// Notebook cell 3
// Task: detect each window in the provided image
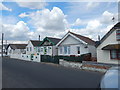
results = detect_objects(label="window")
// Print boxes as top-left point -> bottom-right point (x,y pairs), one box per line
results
64,46 -> 67,54
41,48 -> 43,52
68,46 -> 70,54
27,47 -> 29,51
116,30 -> 120,41
44,47 -> 47,54
47,47 -> 50,53
30,47 -> 32,51
60,47 -> 62,54
38,47 -> 40,52
77,47 -> 80,54
63,46 -> 70,54
110,50 -> 120,60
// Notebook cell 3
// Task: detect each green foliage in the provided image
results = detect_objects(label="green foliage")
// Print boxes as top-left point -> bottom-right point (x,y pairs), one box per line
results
41,53 -> 91,64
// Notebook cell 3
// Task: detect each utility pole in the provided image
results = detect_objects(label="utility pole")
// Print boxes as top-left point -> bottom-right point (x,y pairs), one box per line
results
1,33 -> 4,57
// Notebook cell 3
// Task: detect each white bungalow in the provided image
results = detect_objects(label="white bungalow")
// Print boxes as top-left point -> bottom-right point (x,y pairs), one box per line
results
56,31 -> 96,57
40,37 -> 61,56
7,44 -> 27,58
97,22 -> 120,64
26,40 -> 42,55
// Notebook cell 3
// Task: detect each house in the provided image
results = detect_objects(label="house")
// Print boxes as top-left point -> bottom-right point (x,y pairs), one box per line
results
40,37 -> 61,56
26,40 -> 42,55
56,31 -> 96,57
7,44 -> 27,58
97,22 -> 120,64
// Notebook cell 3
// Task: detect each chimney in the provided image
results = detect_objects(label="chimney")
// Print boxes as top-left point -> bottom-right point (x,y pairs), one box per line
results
98,35 -> 100,41
39,35 -> 40,41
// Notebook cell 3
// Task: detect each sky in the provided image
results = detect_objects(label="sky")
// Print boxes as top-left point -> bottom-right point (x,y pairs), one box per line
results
0,0 -> 119,44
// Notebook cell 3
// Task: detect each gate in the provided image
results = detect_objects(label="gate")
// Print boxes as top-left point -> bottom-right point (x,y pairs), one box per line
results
41,55 -> 59,64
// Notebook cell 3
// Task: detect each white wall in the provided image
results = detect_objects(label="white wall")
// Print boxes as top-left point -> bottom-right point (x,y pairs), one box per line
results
26,41 -> 41,55
26,41 -> 34,55
10,53 -> 22,59
97,29 -> 120,64
60,35 -> 81,45
40,46 -> 57,56
88,45 -> 97,57
58,44 -> 89,56
58,35 -> 92,56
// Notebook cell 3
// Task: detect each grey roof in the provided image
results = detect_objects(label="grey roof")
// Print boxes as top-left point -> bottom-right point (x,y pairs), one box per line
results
97,22 -> 120,47
40,37 -> 61,46
46,37 -> 61,45
9,44 -> 27,49
30,40 -> 42,47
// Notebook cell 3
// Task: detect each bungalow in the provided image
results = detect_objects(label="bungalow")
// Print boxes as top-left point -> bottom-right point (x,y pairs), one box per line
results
26,40 -> 42,55
97,22 -> 120,64
7,44 -> 27,58
40,37 -> 61,56
56,31 -> 96,57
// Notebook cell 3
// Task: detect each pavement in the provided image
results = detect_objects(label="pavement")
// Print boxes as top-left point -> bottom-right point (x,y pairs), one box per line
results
2,57 -> 104,88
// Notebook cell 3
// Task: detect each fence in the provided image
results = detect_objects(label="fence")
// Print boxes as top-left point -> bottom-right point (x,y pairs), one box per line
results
41,55 -> 59,64
41,53 -> 91,64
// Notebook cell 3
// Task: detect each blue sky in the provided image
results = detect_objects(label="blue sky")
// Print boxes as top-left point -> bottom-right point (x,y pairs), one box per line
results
0,1 -> 119,43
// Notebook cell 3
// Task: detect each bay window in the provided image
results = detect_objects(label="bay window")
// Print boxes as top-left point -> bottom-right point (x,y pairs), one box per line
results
110,50 -> 120,60
116,30 -> 120,41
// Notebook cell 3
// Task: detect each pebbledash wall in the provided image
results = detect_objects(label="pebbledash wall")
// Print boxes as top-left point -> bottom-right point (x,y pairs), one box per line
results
97,29 -> 120,64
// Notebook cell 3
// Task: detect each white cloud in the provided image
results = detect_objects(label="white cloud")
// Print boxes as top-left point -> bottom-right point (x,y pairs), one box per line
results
86,2 -> 99,10
0,3 -> 12,11
1,21 -> 34,41
72,18 -> 82,26
15,0 -> 47,9
100,11 -> 114,24
18,7 -> 118,41
2,16 -> 19,24
86,20 -> 101,29
19,7 -> 68,39
19,12 -> 29,18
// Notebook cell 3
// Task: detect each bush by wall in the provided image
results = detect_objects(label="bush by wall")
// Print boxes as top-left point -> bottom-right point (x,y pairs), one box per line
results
41,53 -> 91,64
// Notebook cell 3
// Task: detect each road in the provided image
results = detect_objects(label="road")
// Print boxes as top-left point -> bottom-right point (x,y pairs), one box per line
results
2,57 -> 104,88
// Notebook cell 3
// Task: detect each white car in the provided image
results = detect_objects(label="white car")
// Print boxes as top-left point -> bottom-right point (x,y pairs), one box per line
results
100,66 -> 120,89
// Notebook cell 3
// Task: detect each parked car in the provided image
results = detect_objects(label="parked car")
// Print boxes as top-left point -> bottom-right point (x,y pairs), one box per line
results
100,66 -> 120,89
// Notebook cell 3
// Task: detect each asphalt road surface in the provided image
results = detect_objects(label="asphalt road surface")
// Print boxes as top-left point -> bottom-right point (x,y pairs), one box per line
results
2,57 -> 104,88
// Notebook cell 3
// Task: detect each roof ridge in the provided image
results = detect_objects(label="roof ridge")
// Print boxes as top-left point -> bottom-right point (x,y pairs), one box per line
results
46,36 -> 61,40
69,31 -> 95,42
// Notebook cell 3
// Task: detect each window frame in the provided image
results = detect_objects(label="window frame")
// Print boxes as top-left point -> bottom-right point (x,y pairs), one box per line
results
77,46 -> 80,54
116,30 -> 120,41
59,46 -> 62,54
110,50 -> 120,60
